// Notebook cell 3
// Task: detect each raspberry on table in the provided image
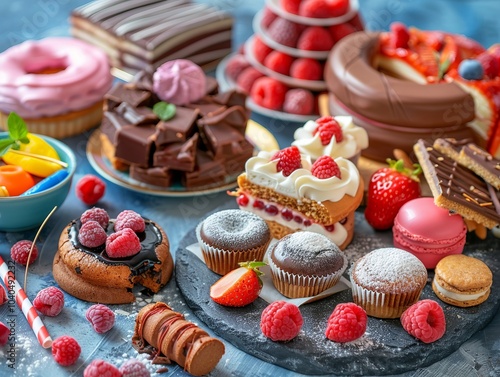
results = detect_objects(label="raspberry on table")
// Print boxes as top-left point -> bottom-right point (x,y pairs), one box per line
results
263,50 -> 294,75
312,156 -> 342,179
80,207 -> 110,229
400,299 -> 446,343
314,116 -> 344,144
86,304 -> 115,333
283,88 -> 315,115
84,359 -> 121,377
52,335 -> 81,366
106,228 -> 142,258
119,359 -> 151,377
325,302 -> 367,343
33,286 -> 65,317
236,66 -> 264,94
290,58 -> 323,81
250,77 -> 287,111
76,174 -> 106,205
252,36 -> 273,64
261,301 -> 303,341
10,240 -> 38,266
78,220 -> 108,248
272,146 -> 302,177
297,26 -> 334,51
0,322 -> 9,346
267,17 -> 302,48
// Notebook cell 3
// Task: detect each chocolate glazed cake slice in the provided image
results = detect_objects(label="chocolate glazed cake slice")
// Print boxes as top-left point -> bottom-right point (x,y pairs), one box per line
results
414,139 -> 500,230
70,0 -> 233,74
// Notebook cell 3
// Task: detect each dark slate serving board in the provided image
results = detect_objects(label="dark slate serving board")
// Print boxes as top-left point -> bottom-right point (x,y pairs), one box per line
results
175,207 -> 500,376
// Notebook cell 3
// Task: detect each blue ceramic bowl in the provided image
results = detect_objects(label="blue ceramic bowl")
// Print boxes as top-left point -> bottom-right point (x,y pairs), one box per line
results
0,133 -> 76,232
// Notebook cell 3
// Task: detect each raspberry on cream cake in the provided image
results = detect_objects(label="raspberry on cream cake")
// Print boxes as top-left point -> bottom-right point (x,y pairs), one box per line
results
234,146 -> 363,249
292,115 -> 368,163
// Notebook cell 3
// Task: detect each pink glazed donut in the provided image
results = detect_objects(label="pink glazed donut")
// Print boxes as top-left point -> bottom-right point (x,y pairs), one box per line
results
0,37 -> 112,138
393,197 -> 467,269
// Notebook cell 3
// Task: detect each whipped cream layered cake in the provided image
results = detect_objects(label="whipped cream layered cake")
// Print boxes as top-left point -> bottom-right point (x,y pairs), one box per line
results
71,0 -> 233,74
99,60 -> 253,190
325,22 -> 500,161
234,145 -> 364,249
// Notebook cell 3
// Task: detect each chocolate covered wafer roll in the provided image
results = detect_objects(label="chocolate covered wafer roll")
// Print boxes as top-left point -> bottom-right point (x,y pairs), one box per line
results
132,302 -> 225,376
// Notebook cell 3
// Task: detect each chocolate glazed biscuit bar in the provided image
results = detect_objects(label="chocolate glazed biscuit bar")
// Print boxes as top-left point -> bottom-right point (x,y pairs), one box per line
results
70,0 -> 233,74
414,139 -> 500,230
433,138 -> 500,190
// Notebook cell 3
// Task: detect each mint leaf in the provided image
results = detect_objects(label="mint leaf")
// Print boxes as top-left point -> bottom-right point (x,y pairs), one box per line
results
7,112 -> 28,142
0,139 -> 14,155
0,112 -> 29,156
153,102 -> 176,121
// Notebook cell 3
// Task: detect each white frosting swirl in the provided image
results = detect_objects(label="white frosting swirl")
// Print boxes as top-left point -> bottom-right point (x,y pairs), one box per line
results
245,151 -> 360,203
292,116 -> 368,160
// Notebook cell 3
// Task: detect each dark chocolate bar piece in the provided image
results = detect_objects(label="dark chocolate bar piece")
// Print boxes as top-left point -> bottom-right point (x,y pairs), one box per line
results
130,165 -> 173,188
115,125 -> 157,167
154,107 -> 199,146
153,134 -> 198,172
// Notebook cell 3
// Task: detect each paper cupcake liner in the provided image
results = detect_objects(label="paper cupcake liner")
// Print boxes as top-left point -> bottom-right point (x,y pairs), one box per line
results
195,224 -> 270,275
268,254 -> 347,299
0,101 -> 103,139
350,274 -> 424,318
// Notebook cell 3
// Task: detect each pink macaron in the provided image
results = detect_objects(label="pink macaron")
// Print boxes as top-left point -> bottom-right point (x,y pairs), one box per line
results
393,197 -> 467,269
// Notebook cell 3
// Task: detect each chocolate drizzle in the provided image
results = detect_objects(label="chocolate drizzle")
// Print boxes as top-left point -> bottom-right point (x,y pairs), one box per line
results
415,139 -> 500,225
68,218 -> 162,274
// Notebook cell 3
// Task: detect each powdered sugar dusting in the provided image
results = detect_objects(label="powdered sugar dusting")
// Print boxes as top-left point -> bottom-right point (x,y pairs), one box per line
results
272,232 -> 346,275
352,248 -> 427,292
201,209 -> 270,250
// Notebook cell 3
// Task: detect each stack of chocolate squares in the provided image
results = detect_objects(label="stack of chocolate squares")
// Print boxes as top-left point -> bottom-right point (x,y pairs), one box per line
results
99,73 -> 254,190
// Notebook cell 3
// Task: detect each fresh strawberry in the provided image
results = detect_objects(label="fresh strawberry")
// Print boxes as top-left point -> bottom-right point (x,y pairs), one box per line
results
389,22 -> 410,49
364,159 -> 422,230
209,261 -> 266,307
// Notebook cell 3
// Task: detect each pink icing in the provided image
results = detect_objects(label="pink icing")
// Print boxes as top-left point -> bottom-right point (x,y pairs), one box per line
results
0,37 -> 112,118
392,197 -> 467,268
153,59 -> 207,105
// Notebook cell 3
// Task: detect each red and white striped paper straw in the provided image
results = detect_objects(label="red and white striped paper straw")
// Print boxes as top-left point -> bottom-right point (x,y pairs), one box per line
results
0,256 -> 52,348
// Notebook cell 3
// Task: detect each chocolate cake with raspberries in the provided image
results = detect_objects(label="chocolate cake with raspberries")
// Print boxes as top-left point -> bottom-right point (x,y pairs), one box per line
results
99,59 -> 253,190
53,207 -> 173,304
220,0 -> 363,116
